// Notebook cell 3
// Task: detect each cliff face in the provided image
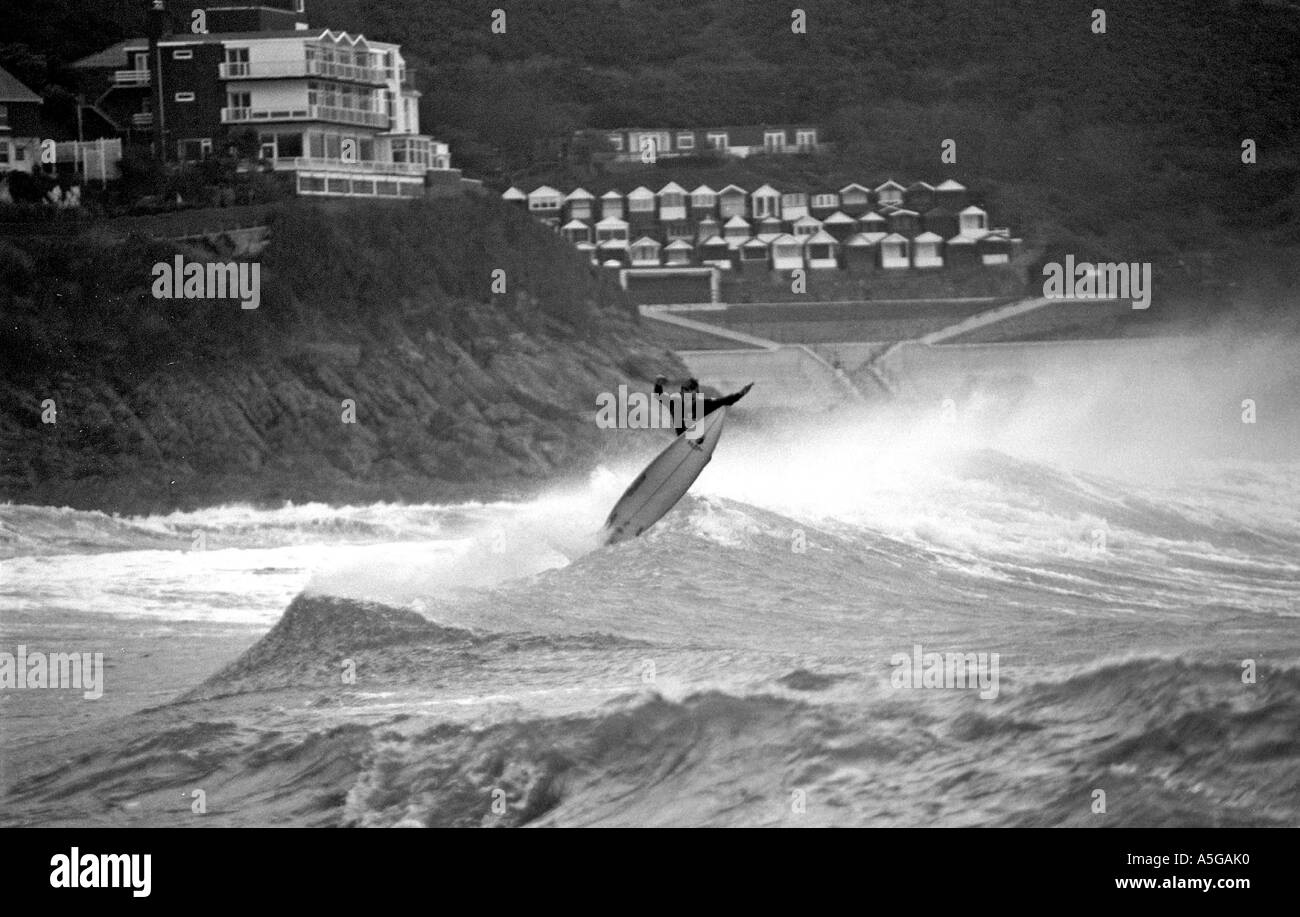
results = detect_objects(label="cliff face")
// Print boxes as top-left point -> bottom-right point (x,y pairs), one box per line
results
0,198 -> 682,514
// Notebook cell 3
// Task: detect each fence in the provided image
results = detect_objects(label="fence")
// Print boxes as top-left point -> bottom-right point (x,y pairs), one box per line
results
54,139 -> 123,181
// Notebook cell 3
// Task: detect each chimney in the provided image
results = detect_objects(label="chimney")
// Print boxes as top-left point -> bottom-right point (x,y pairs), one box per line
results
145,0 -> 171,41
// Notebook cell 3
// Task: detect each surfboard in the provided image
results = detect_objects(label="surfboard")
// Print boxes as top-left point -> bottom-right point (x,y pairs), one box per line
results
600,407 -> 728,546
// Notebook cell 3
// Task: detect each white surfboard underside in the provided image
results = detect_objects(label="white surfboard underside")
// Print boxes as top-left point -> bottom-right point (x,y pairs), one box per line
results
600,407 -> 728,546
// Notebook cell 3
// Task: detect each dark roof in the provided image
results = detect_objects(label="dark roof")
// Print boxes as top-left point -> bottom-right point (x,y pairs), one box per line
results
70,39 -> 148,70
0,65 -> 42,103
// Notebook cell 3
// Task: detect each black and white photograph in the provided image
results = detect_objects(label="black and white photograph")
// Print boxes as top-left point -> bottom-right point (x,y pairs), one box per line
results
0,0 -> 1296,872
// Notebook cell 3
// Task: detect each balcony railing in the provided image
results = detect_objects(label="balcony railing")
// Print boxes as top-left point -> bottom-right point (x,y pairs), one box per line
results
131,112 -> 154,128
221,105 -> 390,128
113,69 -> 151,86
278,157 -> 428,175
219,59 -> 388,84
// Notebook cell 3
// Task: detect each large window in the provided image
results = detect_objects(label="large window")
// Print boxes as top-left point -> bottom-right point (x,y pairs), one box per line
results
707,132 -> 728,151
224,47 -> 250,77
392,137 -> 431,166
764,131 -> 785,152
796,130 -> 816,150
676,133 -> 694,150
278,133 -> 303,158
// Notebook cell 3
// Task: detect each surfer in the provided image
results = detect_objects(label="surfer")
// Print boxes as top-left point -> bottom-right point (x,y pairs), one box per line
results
653,376 -> 753,436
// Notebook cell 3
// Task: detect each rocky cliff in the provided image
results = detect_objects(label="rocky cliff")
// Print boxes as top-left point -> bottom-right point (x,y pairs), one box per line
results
0,197 -> 683,514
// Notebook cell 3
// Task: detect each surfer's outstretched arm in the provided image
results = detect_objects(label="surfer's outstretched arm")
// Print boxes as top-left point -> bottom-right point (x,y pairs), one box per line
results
702,382 -> 754,416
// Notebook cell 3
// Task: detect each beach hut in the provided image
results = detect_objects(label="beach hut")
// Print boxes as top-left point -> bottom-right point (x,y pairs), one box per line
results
888,208 -> 921,237
978,231 -> 1012,265
629,236 -> 663,267
791,214 -> 823,240
769,234 -> 804,272
822,211 -> 858,242
689,185 -> 718,221
810,192 -> 841,220
959,205 -> 989,237
804,229 -> 840,269
751,184 -> 781,220
842,233 -> 879,272
780,190 -> 810,221
858,212 -> 888,235
596,241 -> 628,266
945,234 -> 980,268
874,179 -> 905,206
923,206 -> 959,240
758,216 -> 784,239
695,216 -> 721,244
664,239 -> 694,265
699,235 -> 734,268
601,189 -> 624,220
912,231 -> 944,268
527,185 -> 562,223
879,232 -> 911,269
723,215 -> 752,249
626,186 -> 657,234
561,219 -> 592,245
718,184 -> 748,218
564,187 -> 595,222
502,186 -> 527,208
904,181 -> 935,213
838,183 -> 873,216
594,216 -> 629,246
934,179 -> 968,209
657,182 -> 687,222
738,237 -> 771,273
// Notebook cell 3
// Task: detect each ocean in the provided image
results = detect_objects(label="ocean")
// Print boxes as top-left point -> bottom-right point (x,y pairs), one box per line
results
1,379 -> 1298,827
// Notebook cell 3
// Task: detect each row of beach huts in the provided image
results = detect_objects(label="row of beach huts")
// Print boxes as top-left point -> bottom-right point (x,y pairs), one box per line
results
502,179 -> 1022,272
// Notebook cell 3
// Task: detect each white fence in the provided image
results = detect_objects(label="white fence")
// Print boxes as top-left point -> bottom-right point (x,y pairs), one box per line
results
55,139 -> 123,181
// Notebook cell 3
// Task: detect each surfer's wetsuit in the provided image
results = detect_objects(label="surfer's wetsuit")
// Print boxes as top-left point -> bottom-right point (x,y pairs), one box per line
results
653,379 -> 754,436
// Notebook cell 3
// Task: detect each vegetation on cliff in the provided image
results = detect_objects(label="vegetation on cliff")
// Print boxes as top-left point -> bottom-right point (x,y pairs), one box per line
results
0,196 -> 680,512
